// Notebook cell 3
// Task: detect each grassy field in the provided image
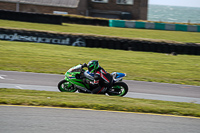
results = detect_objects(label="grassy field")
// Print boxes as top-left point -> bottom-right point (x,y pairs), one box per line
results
1,88 -> 200,117
0,19 -> 199,116
0,19 -> 200,43
0,40 -> 200,86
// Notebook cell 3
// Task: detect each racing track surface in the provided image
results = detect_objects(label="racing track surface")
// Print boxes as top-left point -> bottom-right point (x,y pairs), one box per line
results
1,71 -> 200,133
1,106 -> 200,133
0,70 -> 200,103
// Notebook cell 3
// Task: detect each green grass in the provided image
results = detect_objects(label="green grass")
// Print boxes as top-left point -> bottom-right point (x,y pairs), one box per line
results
0,40 -> 200,86
1,88 -> 200,117
0,19 -> 200,43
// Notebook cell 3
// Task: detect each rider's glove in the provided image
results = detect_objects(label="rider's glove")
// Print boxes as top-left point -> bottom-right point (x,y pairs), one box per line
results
81,63 -> 87,68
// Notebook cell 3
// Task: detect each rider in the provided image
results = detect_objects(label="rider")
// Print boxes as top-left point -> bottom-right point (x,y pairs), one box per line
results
82,60 -> 113,94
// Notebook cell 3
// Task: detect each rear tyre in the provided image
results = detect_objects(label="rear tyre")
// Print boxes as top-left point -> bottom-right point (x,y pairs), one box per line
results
58,80 -> 77,92
107,82 -> 128,97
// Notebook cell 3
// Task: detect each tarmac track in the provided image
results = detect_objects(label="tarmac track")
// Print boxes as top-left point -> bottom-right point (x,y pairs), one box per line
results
0,70 -> 200,103
0,105 -> 200,133
1,70 -> 200,133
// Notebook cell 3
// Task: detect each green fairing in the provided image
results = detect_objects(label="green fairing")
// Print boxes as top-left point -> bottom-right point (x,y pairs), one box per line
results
65,69 -> 89,89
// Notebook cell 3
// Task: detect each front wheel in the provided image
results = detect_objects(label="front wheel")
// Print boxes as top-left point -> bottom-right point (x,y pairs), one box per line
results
107,82 -> 128,97
58,80 -> 77,92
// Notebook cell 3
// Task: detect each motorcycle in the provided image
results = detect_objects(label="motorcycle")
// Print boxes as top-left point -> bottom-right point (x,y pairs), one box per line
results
58,64 -> 128,96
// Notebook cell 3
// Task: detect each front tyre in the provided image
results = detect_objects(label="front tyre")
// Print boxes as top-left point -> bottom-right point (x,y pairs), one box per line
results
58,80 -> 77,92
107,82 -> 128,97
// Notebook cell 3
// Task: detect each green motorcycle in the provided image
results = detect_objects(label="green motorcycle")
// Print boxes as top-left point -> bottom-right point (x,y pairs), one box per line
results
58,64 -> 128,96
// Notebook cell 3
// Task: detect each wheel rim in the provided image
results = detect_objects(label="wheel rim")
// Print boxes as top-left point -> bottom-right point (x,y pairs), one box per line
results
110,85 -> 126,96
60,82 -> 76,92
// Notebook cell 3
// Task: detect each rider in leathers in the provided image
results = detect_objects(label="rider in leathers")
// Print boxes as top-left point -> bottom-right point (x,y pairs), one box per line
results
82,60 -> 113,94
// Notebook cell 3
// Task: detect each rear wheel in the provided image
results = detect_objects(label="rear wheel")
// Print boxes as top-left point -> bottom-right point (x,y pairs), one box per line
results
107,82 -> 128,97
58,80 -> 77,92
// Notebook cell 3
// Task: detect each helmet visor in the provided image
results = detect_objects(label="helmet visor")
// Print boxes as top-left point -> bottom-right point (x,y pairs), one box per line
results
88,66 -> 94,72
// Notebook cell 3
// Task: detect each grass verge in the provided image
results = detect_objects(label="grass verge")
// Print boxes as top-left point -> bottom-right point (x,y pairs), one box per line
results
0,88 -> 200,117
0,19 -> 200,43
0,40 -> 200,86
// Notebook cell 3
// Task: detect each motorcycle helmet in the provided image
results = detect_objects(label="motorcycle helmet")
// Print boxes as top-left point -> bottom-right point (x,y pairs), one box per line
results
88,60 -> 99,73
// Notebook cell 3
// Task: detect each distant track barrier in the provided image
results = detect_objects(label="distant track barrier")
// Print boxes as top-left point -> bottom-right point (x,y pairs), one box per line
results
62,16 -> 109,26
110,20 -> 200,32
0,10 -> 62,25
0,28 -> 86,47
1,9 -> 199,32
0,28 -> 199,55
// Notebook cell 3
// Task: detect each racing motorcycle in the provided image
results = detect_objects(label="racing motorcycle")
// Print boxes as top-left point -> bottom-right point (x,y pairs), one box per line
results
58,64 -> 128,96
